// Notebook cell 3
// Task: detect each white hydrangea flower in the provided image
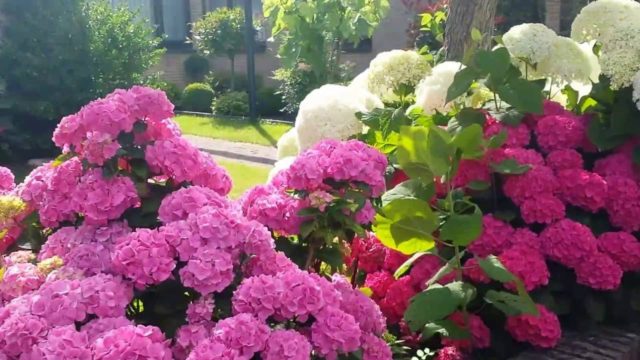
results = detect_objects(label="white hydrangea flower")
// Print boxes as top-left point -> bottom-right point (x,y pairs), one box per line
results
414,61 -> 465,115
367,50 -> 431,101
599,24 -> 640,89
276,128 -> 299,160
349,69 -> 371,92
571,0 -> 640,42
632,71 -> 640,111
503,23 -> 557,65
294,84 -> 383,150
268,157 -> 295,182
536,37 -> 597,84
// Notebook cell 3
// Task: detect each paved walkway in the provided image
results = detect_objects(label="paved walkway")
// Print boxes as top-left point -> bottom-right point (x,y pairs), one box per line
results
184,135 -> 277,166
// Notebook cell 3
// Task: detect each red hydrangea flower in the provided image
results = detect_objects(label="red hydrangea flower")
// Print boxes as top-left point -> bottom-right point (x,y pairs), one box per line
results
364,271 -> 395,299
441,312 -> 491,350
503,166 -> 558,205
534,114 -> 585,153
556,169 -> 607,212
545,149 -> 583,172
574,252 -> 623,290
378,276 -> 417,324
468,215 -> 514,257
500,246 -> 550,291
598,232 -> 640,271
505,304 -> 561,348
540,219 -> 598,268
520,194 -> 565,224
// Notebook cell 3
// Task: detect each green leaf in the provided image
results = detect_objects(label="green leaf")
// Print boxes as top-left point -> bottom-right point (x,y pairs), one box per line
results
316,246 -> 344,269
477,255 -> 515,283
382,179 -> 435,206
446,67 -> 479,103
404,285 -> 461,331
425,250 -> 464,288
423,319 -> 470,340
394,252 -> 428,279
299,220 -> 317,238
451,124 -> 484,158
427,126 -> 455,176
490,158 -> 531,175
587,118 -> 627,151
467,180 -> 491,191
474,48 -> 511,86
397,125 -> 454,178
484,290 -> 539,316
495,109 -> 525,126
452,108 -> 487,128
496,78 -> 544,114
487,129 -> 507,149
374,198 -> 438,255
440,207 -> 483,246
470,27 -> 482,42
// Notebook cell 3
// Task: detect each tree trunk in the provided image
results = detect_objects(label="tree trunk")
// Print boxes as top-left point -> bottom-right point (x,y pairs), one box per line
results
545,0 -> 562,33
230,56 -> 235,91
445,0 -> 498,61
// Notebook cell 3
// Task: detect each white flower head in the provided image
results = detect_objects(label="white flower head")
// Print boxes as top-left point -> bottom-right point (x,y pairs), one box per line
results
268,156 -> 295,182
349,69 -> 371,92
503,23 -> 557,65
414,61 -> 465,115
536,37 -> 598,84
294,84 -> 382,150
632,71 -> 640,111
571,0 -> 640,42
599,23 -> 640,89
276,128 -> 299,160
366,50 -> 431,101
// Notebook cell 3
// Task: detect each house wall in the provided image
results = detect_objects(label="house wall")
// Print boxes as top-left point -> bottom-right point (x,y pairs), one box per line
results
154,0 -> 413,88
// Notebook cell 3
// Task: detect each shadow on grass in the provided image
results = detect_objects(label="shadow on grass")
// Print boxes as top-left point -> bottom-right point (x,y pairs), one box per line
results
197,117 -> 279,147
250,123 -> 278,146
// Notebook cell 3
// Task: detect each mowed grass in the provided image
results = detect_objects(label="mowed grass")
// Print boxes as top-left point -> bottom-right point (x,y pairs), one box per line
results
216,158 -> 271,198
176,115 -> 292,147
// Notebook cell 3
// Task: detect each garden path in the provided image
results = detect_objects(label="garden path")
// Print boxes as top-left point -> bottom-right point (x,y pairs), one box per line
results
184,134 -> 277,166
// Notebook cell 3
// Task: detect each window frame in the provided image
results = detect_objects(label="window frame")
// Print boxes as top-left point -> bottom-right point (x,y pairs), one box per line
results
152,0 -> 193,51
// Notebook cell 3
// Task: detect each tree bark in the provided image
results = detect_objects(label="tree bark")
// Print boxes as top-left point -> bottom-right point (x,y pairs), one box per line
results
545,0 -> 562,33
445,0 -> 498,61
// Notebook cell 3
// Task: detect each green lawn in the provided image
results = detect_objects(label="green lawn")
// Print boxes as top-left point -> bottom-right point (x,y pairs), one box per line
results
176,115 -> 293,147
217,159 -> 271,198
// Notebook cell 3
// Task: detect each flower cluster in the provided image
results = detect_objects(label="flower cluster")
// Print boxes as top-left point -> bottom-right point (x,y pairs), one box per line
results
414,61 -> 465,115
363,50 -> 432,101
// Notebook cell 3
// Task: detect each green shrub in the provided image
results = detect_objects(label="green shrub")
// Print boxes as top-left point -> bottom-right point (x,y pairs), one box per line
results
212,91 -> 249,116
184,54 -> 211,82
256,87 -> 284,116
211,72 -> 264,93
182,83 -> 215,112
273,67 -> 319,113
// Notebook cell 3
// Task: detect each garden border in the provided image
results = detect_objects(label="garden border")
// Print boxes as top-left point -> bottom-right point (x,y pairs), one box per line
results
175,111 -> 294,125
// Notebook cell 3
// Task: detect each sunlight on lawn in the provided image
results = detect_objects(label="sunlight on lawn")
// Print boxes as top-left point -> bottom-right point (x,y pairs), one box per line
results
176,115 -> 292,147
216,158 -> 271,198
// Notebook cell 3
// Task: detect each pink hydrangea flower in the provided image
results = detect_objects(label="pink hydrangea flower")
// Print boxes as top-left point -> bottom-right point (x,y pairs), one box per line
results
593,152 -> 636,180
30,279 -> 88,326
361,333 -> 393,360
332,275 -> 386,335
240,184 -> 306,236
311,307 -> 362,358
0,166 -> 15,192
540,219 -> 598,268
211,314 -> 270,358
159,186 -> 229,223
488,147 -> 545,168
136,118 -> 182,144
520,194 -> 565,224
3,250 -> 35,266
92,325 -> 173,360
463,258 -> 490,284
364,271 -> 396,299
279,270 -> 329,320
379,276 -> 417,324
0,314 -> 49,357
232,274 -> 285,321
180,249 -> 235,295
65,242 -> 114,275
436,346 -> 467,360
0,263 -> 44,301
347,232 -> 386,273
500,246 -> 550,291
29,325 -> 91,359
484,120 -> 531,148
190,154 -> 233,195
127,85 -> 175,123
453,159 -> 490,189
186,339 -> 242,360
112,228 -> 176,288
598,232 -> 640,271
383,248 -> 410,272
242,250 -> 298,277
468,215 -> 514,257
545,149 -> 583,172
409,254 -> 449,290
355,200 -> 376,224
606,176 -> 640,231
556,169 -> 607,212
574,252 -> 623,290
187,296 -> 215,324
502,166 -> 557,205
442,312 -> 491,349
508,228 -> 541,251
145,137 -> 203,183
173,324 -> 212,360
534,114 -> 585,152
186,205 -> 247,252
81,317 -> 133,342
80,274 -> 133,318
262,329 -> 313,360
74,169 -> 139,225
505,304 -> 561,348
82,131 -> 121,165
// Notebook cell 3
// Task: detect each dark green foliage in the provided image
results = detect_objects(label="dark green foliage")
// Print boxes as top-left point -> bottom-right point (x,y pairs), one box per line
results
181,83 -> 215,113
183,54 -> 211,82
273,67 -> 320,114
208,71 -> 264,94
212,91 -> 249,116
256,87 -> 284,116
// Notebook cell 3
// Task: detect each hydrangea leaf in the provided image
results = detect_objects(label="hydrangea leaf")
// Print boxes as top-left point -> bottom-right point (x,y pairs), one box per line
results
446,67 -> 480,103
422,319 -> 470,340
405,282 -> 475,332
496,77 -> 544,114
490,158 -> 531,175
477,255 -> 515,283
374,198 -> 438,255
393,251 -> 428,279
484,290 -> 539,316
440,207 -> 483,246
381,179 -> 435,207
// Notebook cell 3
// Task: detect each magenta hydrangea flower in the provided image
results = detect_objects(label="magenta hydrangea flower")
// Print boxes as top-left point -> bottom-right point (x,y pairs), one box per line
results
279,270 -> 329,321
355,200 -> 377,224
239,220 -> 275,258
190,154 -> 233,196
598,232 -> 640,271
379,276 -> 417,324
186,339 -> 242,360
30,279 -> 88,326
502,166 -> 557,205
111,228 -> 176,288
73,169 -> 139,225
29,325 -> 91,359
606,176 -> 640,231
593,152 -> 636,180
240,184 -> 306,236
80,274 -> 133,318
463,258 -> 490,284
81,317 -> 133,342
574,252 -> 623,290
505,304 -> 561,348
83,131 -> 121,165
347,232 -> 386,273
0,263 -> 44,301
508,228 -> 541,251
383,248 -> 409,272
211,314 -> 270,358
540,219 -> 598,268
556,169 -> 607,212
332,275 -> 386,335
534,114 -> 585,152
484,120 -> 531,148
0,166 -> 15,192
364,271 -> 395,299
65,242 -> 114,275
409,254 -> 447,290
145,137 -> 204,184
186,296 -> 215,324
232,274 -> 284,320
453,159 -> 490,189
126,85 -> 175,123
468,215 -> 514,257
436,346 -> 466,360
173,323 -> 212,360
545,149 -> 583,172
262,329 -> 313,360
500,246 -> 550,291
361,333 -> 393,360
159,186 -> 229,223
520,194 -> 565,224
186,205 -> 247,253
0,313 -> 49,357
136,118 -> 182,144
311,307 -> 362,358
179,249 -> 234,295
488,147 -> 545,168
242,250 -> 298,277
442,312 -> 490,350
92,325 -> 173,360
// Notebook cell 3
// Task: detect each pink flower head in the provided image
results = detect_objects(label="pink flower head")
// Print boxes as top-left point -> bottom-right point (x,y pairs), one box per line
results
355,200 -> 376,224
187,205 -> 247,252
112,228 -> 176,288
243,250 -> 298,277
436,346 -> 467,360
232,274 -> 285,320
186,339 -> 242,360
488,148 -> 545,168
520,194 -> 565,224
505,304 -> 561,348
74,169 -> 139,225
409,254 -> 450,290
81,317 -> 133,342
606,176 -> 640,231
556,169 -> 607,212
361,333 -> 393,360
332,275 -> 386,335
179,249 -> 235,295
239,220 -> 275,258
453,159 -> 490,189
468,215 -> 514,257
187,296 -> 215,324
326,140 -> 388,197
3,250 -> 35,266
80,274 -> 133,318
127,85 -> 175,123
598,232 -> 640,271
540,219 -> 598,268
484,120 -> 531,148
442,312 -> 490,350
80,96 -> 136,138
508,228 -> 541,251
145,137 -> 202,183
136,118 -> 182,144
191,153 -> 233,195
311,307 -> 362,358
364,271 -> 395,299
279,270 -> 329,320
0,166 -> 15,192
211,314 -> 270,358
92,325 -> 172,360
500,246 -> 550,291
30,325 -> 91,359
262,329 -> 313,360
30,279 -> 87,326
463,258 -> 490,284
534,114 -> 585,152
383,248 -> 410,272
159,186 -> 230,223
347,232 -> 386,273
173,323 -> 212,360
240,184 -> 306,236
594,152 -> 636,180
82,131 -> 121,165
0,314 -> 49,357
308,190 -> 334,211
574,252 -> 623,290
545,149 -> 583,172
0,263 -> 44,301
502,166 -> 557,205
379,276 -> 417,324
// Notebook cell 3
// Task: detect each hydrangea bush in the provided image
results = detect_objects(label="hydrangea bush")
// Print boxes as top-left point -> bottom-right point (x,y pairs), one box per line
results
0,86 -> 392,359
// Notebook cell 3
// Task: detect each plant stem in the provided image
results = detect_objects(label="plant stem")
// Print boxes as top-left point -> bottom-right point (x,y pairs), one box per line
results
305,243 -> 317,270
